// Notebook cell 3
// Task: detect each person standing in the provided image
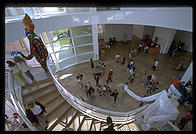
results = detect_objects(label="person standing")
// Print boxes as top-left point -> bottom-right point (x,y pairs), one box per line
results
13,56 -> 35,82
107,71 -> 112,83
95,75 -> 99,87
122,57 -> 126,65
17,14 -> 48,72
90,58 -> 94,69
110,89 -> 119,104
178,111 -> 192,130
127,61 -> 131,72
6,60 -> 28,85
115,53 -> 120,63
152,58 -> 158,71
138,42 -> 143,52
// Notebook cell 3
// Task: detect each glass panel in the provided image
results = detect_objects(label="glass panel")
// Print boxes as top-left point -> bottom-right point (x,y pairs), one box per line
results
73,36 -> 92,46
97,7 -> 120,11
75,45 -> 93,55
67,8 -> 90,13
49,28 -> 70,42
40,7 -> 65,15
5,7 -> 25,22
48,28 -> 72,52
56,48 -> 75,61
59,57 -> 77,69
77,53 -> 94,63
71,25 -> 92,37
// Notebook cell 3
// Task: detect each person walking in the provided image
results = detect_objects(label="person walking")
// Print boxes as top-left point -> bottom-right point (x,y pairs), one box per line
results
151,58 -> 159,71
6,60 -> 28,85
13,56 -> 35,82
128,69 -> 135,83
25,101 -> 49,130
107,71 -> 112,83
95,75 -> 99,87
122,57 -> 126,65
115,53 -> 120,63
110,89 -> 119,104
127,62 -> 131,72
90,58 -> 94,69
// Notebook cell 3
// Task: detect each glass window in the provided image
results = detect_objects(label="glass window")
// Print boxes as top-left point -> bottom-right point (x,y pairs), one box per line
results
49,28 -> 71,42
5,7 -> 25,21
71,25 -> 92,37
77,53 -> 94,63
67,8 -> 90,13
73,36 -> 92,46
97,7 -> 120,11
75,45 -> 93,55
40,7 -> 65,16
56,48 -> 75,62
59,57 -> 77,69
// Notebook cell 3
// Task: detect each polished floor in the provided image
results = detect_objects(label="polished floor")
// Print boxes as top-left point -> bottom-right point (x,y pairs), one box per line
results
56,42 -> 192,130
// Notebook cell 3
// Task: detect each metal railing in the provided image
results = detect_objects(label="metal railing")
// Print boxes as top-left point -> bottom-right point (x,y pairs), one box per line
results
47,53 -> 148,124
7,72 -> 39,131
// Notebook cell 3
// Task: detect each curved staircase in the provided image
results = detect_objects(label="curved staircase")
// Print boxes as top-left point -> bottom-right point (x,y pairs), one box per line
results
21,75 -> 141,131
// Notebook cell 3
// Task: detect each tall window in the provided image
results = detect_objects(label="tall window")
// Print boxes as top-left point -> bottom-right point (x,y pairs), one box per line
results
96,7 -> 120,11
45,25 -> 94,70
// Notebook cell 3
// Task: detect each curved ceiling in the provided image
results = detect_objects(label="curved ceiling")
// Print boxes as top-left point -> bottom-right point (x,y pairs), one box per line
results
5,7 -> 192,44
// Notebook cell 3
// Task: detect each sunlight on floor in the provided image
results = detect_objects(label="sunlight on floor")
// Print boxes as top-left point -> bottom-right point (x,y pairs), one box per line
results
59,74 -> 73,80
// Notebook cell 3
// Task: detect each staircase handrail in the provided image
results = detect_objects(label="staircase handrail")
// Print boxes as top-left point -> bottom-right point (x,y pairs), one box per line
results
47,54 -> 148,124
7,71 -> 39,131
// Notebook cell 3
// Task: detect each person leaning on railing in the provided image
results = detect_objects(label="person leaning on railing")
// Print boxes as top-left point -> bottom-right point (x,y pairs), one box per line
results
103,117 -> 115,131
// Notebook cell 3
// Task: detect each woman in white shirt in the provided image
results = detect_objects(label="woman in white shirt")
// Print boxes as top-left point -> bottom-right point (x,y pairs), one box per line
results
6,60 -> 27,84
13,56 -> 35,82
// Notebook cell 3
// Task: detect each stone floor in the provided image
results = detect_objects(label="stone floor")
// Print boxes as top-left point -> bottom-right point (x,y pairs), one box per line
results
56,42 -> 192,130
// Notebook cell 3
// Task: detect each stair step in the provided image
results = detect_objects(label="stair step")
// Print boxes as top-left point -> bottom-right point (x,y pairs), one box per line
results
47,101 -> 73,129
22,78 -> 52,89
23,86 -> 56,104
45,97 -> 65,117
48,106 -> 72,131
35,90 -> 60,106
23,83 -> 55,98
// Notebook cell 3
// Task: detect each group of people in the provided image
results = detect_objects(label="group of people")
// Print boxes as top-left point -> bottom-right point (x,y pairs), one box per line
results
77,65 -> 119,103
5,113 -> 27,131
138,42 -> 149,54
127,60 -> 136,83
25,101 -> 49,130
6,56 -> 35,85
168,40 -> 185,58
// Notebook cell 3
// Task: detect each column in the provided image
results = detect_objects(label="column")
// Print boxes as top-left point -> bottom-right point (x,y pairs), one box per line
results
92,24 -> 99,60
133,25 -> 144,39
181,62 -> 192,83
152,27 -> 176,54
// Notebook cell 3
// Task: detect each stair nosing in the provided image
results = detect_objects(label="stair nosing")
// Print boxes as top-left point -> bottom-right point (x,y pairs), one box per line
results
23,83 -> 55,98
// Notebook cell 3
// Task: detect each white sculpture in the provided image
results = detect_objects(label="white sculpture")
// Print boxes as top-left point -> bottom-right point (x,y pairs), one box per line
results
122,84 -> 182,130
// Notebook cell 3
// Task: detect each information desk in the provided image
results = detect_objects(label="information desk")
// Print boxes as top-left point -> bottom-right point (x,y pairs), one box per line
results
148,47 -> 160,54
91,67 -> 103,77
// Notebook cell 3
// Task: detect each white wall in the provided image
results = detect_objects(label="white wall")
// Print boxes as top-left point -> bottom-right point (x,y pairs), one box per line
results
143,26 -> 155,40
152,27 -> 176,54
104,24 -> 133,42
5,8 -> 192,44
91,24 -> 99,60
173,30 -> 192,53
133,25 -> 144,39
